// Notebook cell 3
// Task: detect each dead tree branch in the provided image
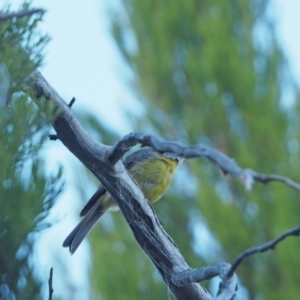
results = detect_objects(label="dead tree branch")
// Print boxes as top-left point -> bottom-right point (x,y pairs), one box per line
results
171,263 -> 231,286
171,263 -> 238,300
30,70 -> 300,300
48,267 -> 54,300
31,70 -> 210,300
0,8 -> 45,21
227,225 -> 300,278
171,225 -> 300,298
110,132 -> 300,192
213,225 -> 300,298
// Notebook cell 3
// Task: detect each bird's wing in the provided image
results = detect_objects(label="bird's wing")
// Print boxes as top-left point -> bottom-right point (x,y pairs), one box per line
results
123,147 -> 156,169
80,185 -> 106,216
79,147 -> 156,216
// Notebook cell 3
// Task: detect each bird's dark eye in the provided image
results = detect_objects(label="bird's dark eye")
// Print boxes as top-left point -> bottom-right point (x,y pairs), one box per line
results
163,152 -> 182,163
170,156 -> 181,163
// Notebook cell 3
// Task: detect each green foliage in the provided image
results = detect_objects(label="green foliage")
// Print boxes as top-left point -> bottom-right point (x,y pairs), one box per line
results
0,3 -> 63,299
0,2 -> 49,98
80,0 -> 300,299
0,98 -> 64,299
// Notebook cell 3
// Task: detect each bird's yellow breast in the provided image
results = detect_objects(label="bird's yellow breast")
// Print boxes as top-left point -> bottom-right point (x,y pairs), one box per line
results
129,156 -> 179,203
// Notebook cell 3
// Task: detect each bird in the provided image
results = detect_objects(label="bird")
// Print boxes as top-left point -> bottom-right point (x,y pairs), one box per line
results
63,147 -> 184,254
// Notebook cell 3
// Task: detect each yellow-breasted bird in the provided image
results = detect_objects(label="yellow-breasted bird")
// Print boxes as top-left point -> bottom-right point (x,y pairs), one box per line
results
63,147 -> 184,254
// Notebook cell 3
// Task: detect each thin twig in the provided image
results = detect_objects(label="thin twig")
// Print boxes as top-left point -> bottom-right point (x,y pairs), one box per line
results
68,97 -> 76,108
49,134 -> 58,140
0,8 -> 45,21
227,225 -> 300,277
48,267 -> 54,300
251,171 -> 300,191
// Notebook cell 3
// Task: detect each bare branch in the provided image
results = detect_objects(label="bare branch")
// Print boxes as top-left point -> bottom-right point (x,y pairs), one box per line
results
68,97 -> 76,108
109,132 -> 243,178
0,8 -> 46,21
171,263 -> 238,300
109,132 -> 300,193
48,267 -> 54,300
171,262 -> 231,286
30,71 -> 300,300
31,71 -> 210,300
250,171 -> 300,191
227,225 -> 300,277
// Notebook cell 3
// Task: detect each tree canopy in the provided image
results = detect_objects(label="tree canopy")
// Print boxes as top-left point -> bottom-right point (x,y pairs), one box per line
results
2,1 -> 300,299
0,4 -> 63,299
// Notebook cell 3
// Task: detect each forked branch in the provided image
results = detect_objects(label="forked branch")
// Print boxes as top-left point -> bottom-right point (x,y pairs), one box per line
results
110,132 -> 300,192
31,70 -> 210,300
30,71 -> 300,300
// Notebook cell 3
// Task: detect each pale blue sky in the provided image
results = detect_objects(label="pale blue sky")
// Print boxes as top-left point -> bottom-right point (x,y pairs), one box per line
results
7,0 -> 300,129
5,0 -> 300,299
275,0 -> 300,86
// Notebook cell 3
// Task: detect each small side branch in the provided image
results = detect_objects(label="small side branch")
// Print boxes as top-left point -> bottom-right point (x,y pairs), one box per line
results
68,97 -> 76,108
250,172 -> 300,192
0,8 -> 45,21
227,225 -> 300,277
49,134 -> 59,140
109,132 -> 245,179
109,132 -> 300,193
171,263 -> 232,286
48,267 -> 54,300
171,263 -> 238,300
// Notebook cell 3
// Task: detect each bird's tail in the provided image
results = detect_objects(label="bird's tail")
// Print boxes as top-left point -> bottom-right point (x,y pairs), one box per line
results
63,202 -> 106,254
